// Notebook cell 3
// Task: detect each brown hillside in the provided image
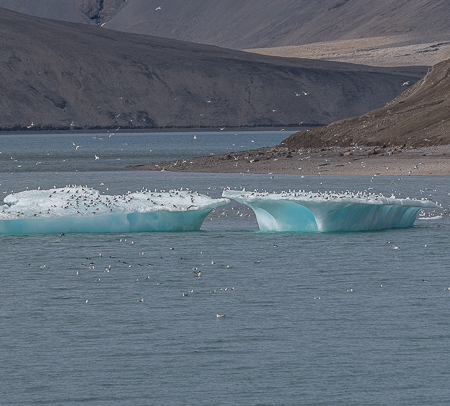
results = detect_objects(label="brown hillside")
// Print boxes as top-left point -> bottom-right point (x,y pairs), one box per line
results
283,59 -> 450,149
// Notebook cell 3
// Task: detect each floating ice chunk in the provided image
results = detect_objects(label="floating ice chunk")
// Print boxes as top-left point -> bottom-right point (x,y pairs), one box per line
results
223,189 -> 439,233
416,215 -> 443,221
0,187 -> 229,235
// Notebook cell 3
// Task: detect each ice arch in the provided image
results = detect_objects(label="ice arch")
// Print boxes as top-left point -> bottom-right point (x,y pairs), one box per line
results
223,189 -> 439,233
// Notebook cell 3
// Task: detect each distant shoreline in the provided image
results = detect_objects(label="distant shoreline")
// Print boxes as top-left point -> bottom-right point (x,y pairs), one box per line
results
130,144 -> 450,177
0,125 -> 317,136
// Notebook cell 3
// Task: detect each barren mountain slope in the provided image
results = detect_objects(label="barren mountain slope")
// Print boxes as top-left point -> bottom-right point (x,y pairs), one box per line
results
1,0 -> 449,50
103,0 -> 450,49
282,58 -> 450,149
0,8 -> 426,132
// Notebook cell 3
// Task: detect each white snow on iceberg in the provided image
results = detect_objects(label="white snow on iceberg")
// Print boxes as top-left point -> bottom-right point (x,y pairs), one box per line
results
0,187 -> 229,235
223,189 -> 439,233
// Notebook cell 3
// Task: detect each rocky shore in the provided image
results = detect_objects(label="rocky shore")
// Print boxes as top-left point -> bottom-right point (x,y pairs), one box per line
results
130,144 -> 450,176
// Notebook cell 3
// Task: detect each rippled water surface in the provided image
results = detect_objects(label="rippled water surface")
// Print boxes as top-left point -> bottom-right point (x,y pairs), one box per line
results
1,132 -> 449,405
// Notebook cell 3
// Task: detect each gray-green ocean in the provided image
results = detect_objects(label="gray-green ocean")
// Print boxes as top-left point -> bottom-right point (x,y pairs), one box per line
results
1,132 -> 449,405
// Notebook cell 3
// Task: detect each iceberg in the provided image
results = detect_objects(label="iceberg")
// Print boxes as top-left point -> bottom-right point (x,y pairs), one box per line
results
223,189 -> 439,233
0,187 -> 229,235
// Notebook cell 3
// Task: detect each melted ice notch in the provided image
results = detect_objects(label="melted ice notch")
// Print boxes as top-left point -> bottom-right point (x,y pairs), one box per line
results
0,187 -> 229,235
223,189 -> 439,233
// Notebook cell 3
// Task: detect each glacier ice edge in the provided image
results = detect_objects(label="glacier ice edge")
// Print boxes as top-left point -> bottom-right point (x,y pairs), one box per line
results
222,189 -> 439,233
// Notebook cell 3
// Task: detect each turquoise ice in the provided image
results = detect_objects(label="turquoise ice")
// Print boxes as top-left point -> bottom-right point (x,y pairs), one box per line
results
0,187 -> 229,235
223,189 -> 439,232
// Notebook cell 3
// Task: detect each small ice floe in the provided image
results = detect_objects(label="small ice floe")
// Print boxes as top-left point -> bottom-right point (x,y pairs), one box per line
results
416,215 -> 443,221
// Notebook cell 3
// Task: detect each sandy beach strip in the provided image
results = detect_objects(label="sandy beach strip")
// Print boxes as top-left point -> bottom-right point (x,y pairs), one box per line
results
130,145 -> 450,177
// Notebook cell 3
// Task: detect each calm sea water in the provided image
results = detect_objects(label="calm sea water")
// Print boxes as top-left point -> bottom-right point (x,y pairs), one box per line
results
1,132 -> 449,405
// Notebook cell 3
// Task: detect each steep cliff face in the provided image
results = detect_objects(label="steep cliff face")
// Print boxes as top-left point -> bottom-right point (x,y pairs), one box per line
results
81,0 -> 104,22
81,0 -> 126,24
283,59 -> 450,149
